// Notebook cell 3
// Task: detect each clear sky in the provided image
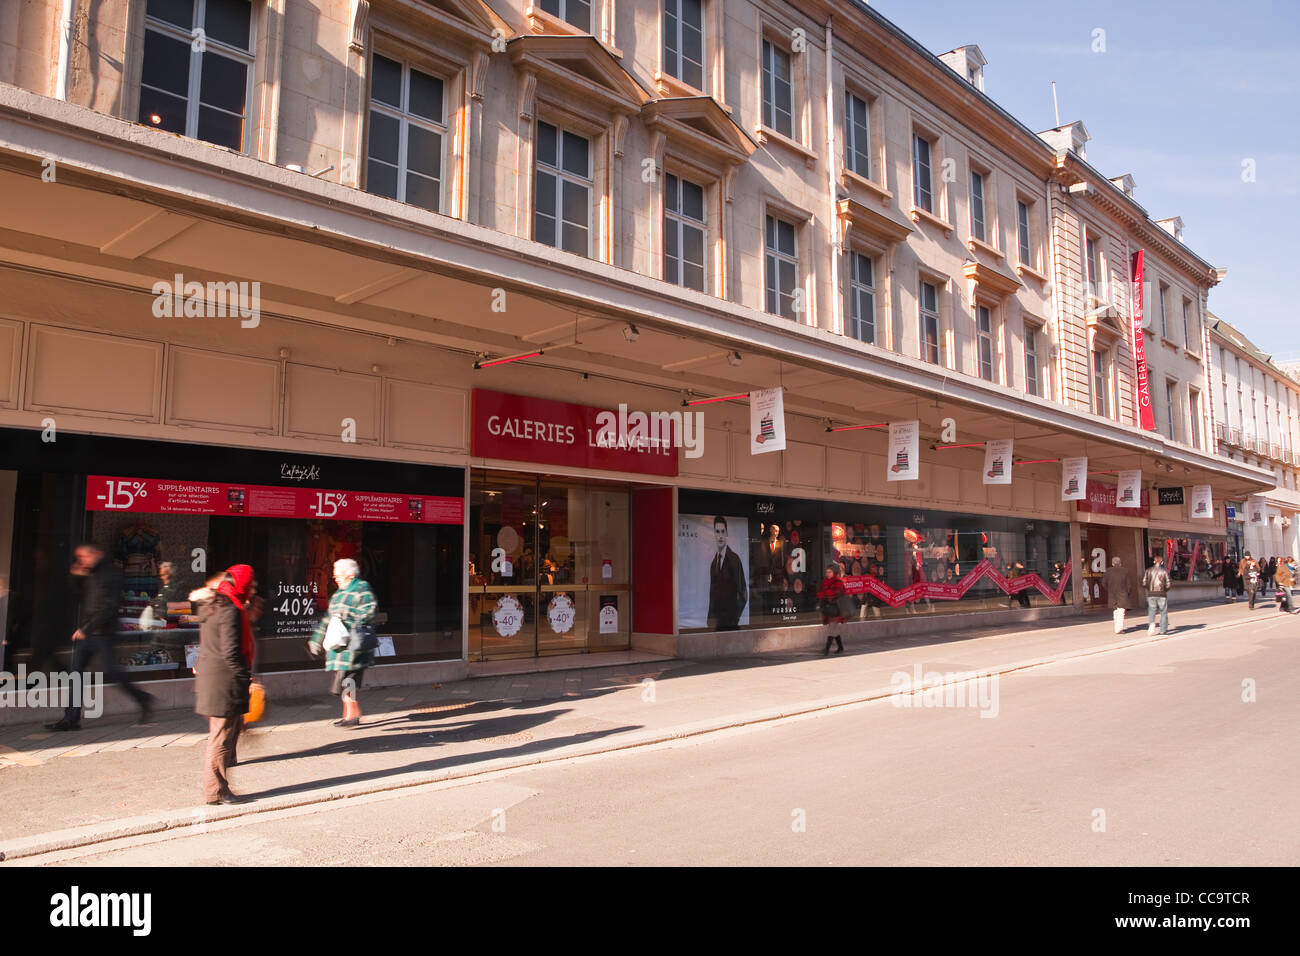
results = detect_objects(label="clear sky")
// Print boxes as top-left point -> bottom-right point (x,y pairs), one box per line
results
873,0 -> 1300,362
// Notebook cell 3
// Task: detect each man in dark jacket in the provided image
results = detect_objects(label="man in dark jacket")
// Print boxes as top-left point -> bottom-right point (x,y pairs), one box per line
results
46,543 -> 154,731
707,516 -> 747,630
1239,552 -> 1262,609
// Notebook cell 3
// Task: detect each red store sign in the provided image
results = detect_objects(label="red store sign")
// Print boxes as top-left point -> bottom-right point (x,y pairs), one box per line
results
1131,250 -> 1156,431
471,388 -> 679,477
86,475 -> 463,524
1074,481 -> 1150,518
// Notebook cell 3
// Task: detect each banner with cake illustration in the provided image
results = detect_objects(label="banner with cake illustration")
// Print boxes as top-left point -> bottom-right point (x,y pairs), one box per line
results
982,438 -> 1013,485
887,420 -> 919,482
1115,469 -> 1143,509
1190,484 -> 1213,519
1061,457 -> 1087,501
749,387 -> 786,454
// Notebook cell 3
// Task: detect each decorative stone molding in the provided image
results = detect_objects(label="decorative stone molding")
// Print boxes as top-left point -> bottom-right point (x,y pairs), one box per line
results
349,0 -> 370,53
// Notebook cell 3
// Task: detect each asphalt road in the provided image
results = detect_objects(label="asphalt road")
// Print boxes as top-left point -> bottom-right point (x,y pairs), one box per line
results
25,613 -> 1297,866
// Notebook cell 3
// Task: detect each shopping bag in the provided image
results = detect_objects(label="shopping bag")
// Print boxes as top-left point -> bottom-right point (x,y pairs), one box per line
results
323,615 -> 349,651
348,622 -> 379,653
244,681 -> 266,725
1112,608 -> 1125,633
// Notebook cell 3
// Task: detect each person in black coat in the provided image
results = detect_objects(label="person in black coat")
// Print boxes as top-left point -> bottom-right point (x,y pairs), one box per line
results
193,565 -> 255,805
45,543 -> 154,731
707,516 -> 747,630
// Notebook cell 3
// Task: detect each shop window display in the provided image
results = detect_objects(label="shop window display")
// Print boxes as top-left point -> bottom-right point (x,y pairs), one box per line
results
1147,532 -> 1227,584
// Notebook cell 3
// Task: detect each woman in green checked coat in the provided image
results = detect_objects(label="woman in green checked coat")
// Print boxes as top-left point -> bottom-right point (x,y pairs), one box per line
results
309,558 -> 377,728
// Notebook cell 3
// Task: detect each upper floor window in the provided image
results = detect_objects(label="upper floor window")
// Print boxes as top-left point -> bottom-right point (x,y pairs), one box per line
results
1016,199 -> 1032,265
540,0 -> 591,32
919,281 -> 940,364
365,54 -> 445,212
1093,349 -> 1111,418
1085,234 -> 1103,301
1165,379 -> 1178,439
1025,326 -> 1041,397
1159,282 -> 1170,339
1182,297 -> 1194,349
847,251 -> 876,344
663,0 -> 704,91
912,135 -> 934,213
761,39 -> 793,139
844,92 -> 871,179
976,305 -> 995,381
140,0 -> 254,151
535,120 -> 591,256
1189,388 -> 1202,448
969,170 -> 987,243
664,173 -> 706,292
764,214 -> 799,319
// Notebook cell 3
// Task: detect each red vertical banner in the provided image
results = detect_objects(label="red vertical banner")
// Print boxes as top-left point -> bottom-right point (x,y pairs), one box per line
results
1131,250 -> 1156,430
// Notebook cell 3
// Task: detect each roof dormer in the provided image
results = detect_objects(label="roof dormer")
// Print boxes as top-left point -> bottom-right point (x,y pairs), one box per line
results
1156,216 -> 1185,243
938,45 -> 987,91
1038,121 -> 1090,160
1108,173 -> 1136,198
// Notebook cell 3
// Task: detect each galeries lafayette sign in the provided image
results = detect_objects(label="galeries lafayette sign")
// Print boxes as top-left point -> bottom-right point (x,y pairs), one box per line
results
471,389 -> 679,477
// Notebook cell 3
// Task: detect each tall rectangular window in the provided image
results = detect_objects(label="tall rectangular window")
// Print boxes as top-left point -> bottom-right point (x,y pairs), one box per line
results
920,281 -> 940,364
1159,282 -> 1170,339
764,214 -> 798,319
534,121 -> 591,256
912,134 -> 933,213
845,92 -> 871,179
1016,200 -> 1031,265
365,54 -> 446,212
664,173 -> 706,292
761,39 -> 793,138
847,251 -> 875,344
1085,235 -> 1102,300
969,171 -> 986,243
540,0 -> 591,32
976,305 -> 995,381
663,0 -> 704,90
140,0 -> 255,151
1189,388 -> 1202,448
1025,327 -> 1040,397
1093,350 -> 1110,418
1182,298 -> 1193,349
1166,379 -> 1178,439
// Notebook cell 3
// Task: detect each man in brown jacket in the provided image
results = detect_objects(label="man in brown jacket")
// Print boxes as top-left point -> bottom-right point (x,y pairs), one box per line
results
1100,557 -> 1133,633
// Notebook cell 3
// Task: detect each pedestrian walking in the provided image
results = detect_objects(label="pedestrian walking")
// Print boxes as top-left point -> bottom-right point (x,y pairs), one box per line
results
1101,556 -> 1133,633
1012,561 -> 1032,608
1221,555 -> 1236,602
1142,555 -> 1172,636
308,558 -> 378,727
1275,556 -> 1296,613
193,565 -> 256,805
1239,552 -> 1262,609
45,543 -> 155,731
817,564 -> 846,656
1264,556 -> 1277,591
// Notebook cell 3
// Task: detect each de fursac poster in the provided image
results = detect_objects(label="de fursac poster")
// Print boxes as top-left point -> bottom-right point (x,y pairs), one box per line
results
1061,457 -> 1087,501
888,421 -> 919,482
1190,484 -> 1214,519
1115,469 -> 1143,509
749,387 -> 786,454
677,513 -> 750,630
983,439 -> 1013,485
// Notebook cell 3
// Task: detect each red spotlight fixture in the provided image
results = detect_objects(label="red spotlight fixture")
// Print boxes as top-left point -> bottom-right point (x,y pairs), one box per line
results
474,350 -> 544,370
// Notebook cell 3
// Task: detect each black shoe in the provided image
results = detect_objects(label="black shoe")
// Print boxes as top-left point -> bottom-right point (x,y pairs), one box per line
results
44,719 -> 80,732
332,717 -> 359,727
206,792 -> 248,806
834,636 -> 844,654
822,639 -> 832,657
136,693 -> 155,725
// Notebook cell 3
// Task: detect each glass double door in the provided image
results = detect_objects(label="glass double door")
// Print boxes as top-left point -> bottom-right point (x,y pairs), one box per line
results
469,472 -> 630,660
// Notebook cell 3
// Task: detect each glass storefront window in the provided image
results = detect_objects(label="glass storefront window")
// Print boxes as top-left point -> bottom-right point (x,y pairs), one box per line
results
1147,531 -> 1228,585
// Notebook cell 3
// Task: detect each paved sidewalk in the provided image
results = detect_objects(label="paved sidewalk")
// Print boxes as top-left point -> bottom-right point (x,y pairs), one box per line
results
0,600 -> 1281,860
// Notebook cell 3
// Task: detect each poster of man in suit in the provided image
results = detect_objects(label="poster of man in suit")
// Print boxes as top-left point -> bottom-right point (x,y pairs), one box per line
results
677,514 -> 749,630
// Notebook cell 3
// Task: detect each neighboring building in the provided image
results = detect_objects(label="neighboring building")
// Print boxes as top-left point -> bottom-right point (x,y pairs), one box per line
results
1209,316 -> 1300,560
0,0 -> 1274,701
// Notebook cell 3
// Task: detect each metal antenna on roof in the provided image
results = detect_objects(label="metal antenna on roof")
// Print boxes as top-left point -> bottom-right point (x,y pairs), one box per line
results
1051,81 -> 1060,127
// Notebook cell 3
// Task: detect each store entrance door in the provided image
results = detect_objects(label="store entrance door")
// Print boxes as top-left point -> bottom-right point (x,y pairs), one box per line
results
468,472 -> 631,661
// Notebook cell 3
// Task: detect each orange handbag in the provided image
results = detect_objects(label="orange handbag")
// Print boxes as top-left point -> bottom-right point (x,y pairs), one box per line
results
244,681 -> 267,724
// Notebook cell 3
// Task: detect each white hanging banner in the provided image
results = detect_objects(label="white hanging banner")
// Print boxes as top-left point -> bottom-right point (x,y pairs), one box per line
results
983,438 -> 1013,485
1115,469 -> 1143,509
1190,484 -> 1214,519
1248,495 -> 1266,525
749,387 -> 786,454
1061,457 -> 1088,501
887,420 -> 919,482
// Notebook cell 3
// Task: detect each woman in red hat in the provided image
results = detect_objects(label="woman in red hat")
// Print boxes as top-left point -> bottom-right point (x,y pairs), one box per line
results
192,565 -> 256,805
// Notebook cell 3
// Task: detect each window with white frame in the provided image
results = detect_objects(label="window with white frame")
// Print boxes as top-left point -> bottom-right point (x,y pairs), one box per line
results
1025,325 -> 1041,397
1085,234 -> 1104,301
845,92 -> 871,179
139,0 -> 255,151
1183,297 -> 1197,350
913,133 -> 934,213
761,38 -> 793,139
534,120 -> 591,256
664,172 -> 706,292
1166,379 -> 1178,439
976,304 -> 995,381
764,214 -> 799,318
920,280 -> 940,364
1016,199 -> 1032,265
1159,282 -> 1170,339
662,0 -> 704,90
846,251 -> 876,344
365,53 -> 446,212
969,170 -> 987,243
1189,387 -> 1202,448
1093,348 -> 1111,418
540,0 -> 591,32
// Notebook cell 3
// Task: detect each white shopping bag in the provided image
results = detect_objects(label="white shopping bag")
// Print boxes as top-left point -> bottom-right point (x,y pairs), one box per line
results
1112,608 -> 1125,634
323,615 -> 349,651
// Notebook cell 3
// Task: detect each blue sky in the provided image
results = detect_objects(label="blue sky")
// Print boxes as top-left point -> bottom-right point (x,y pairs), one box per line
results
875,0 -> 1300,362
